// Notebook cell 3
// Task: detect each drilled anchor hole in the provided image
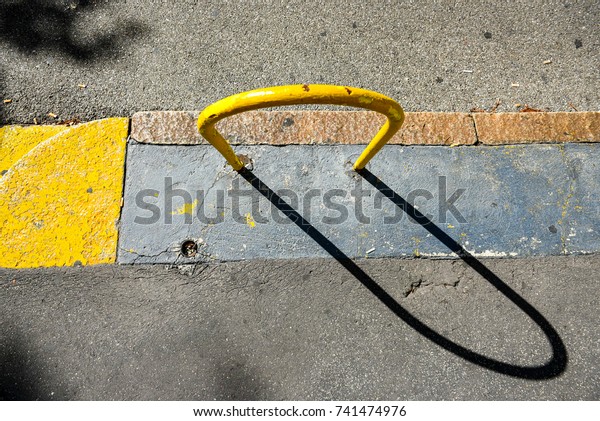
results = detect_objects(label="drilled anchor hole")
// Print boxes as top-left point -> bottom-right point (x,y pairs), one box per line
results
181,240 -> 198,258
238,154 -> 254,170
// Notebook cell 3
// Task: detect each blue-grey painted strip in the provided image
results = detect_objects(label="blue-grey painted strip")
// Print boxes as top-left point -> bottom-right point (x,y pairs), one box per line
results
117,143 -> 599,264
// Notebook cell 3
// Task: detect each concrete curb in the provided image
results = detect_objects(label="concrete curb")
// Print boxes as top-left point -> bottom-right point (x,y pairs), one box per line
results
1,111 -> 599,268
118,143 -> 600,264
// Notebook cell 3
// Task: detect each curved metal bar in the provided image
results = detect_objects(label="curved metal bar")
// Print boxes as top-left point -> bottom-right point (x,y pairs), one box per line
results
197,84 -> 404,170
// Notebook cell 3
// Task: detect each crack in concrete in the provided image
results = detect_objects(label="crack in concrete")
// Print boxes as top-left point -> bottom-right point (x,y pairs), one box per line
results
557,144 -> 577,254
470,114 -> 480,145
403,277 -> 460,298
179,163 -> 237,259
119,246 -> 172,264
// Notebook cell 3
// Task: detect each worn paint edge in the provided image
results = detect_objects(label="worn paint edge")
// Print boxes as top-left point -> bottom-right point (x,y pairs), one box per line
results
0,124 -> 70,174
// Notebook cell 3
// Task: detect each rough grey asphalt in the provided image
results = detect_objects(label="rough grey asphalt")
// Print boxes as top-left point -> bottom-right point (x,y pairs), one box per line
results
0,0 -> 599,124
1,256 -> 599,400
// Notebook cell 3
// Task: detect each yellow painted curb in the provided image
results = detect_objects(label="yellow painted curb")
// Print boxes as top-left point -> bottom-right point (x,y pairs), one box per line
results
0,118 -> 129,268
1,125 -> 69,174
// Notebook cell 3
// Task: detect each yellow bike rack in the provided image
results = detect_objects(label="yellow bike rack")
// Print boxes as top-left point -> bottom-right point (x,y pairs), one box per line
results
197,84 -> 404,171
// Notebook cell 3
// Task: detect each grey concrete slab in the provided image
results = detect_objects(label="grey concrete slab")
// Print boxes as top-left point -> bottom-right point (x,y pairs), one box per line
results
118,142 -> 600,264
0,255 -> 598,400
0,0 -> 598,124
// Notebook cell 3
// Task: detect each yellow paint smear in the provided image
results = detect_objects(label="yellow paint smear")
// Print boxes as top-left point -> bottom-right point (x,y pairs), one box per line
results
0,118 -> 129,268
412,236 -> 421,257
171,199 -> 198,215
245,212 -> 256,228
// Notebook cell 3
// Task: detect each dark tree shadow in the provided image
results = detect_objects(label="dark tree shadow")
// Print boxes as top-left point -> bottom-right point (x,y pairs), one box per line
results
0,0 -> 147,61
0,330 -> 42,400
237,167 -> 568,380
212,360 -> 268,400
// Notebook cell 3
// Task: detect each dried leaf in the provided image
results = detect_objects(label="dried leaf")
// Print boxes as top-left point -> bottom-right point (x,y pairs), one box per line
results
470,98 -> 501,113
57,117 -> 82,126
490,98 -> 501,113
519,105 -> 543,112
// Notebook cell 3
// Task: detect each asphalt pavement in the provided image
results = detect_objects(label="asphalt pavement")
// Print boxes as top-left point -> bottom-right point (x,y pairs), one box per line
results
1,256 -> 599,400
0,0 -> 598,124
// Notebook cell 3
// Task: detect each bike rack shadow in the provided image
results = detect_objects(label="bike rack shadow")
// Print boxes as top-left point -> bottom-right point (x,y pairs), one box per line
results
238,167 -> 568,380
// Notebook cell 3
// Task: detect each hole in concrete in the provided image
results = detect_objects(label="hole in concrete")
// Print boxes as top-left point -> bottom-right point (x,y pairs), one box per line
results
181,240 -> 198,258
238,154 -> 254,170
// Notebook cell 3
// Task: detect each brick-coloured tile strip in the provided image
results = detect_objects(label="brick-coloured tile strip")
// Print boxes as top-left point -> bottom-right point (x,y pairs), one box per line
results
472,112 -> 600,144
130,111 -> 599,146
130,111 -> 476,145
